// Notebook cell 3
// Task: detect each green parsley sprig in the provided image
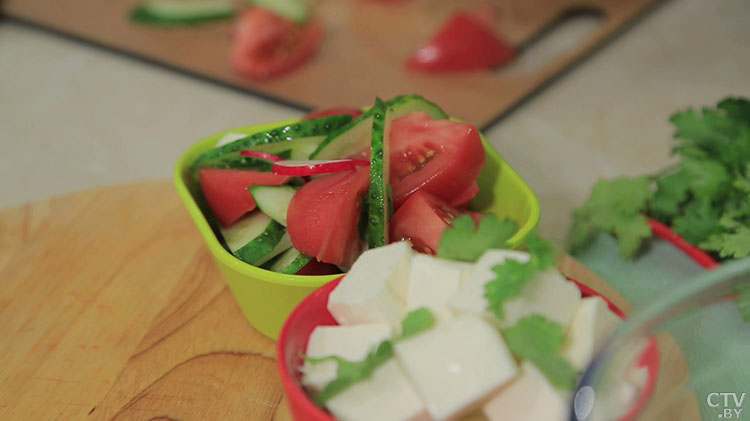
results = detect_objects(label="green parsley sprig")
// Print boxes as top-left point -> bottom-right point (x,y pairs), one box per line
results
568,97 -> 750,261
437,214 -> 517,262
484,232 -> 556,320
502,315 -> 577,389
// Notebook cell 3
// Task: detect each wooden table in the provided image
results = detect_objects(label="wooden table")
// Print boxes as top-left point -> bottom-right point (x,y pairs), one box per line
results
0,180 -> 643,419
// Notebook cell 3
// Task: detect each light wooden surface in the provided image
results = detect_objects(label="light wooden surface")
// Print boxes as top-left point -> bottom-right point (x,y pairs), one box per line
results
0,180 -> 687,420
2,0 -> 658,128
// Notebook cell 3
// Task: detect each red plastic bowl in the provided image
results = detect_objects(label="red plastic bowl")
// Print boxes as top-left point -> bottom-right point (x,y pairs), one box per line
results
276,276 -> 658,421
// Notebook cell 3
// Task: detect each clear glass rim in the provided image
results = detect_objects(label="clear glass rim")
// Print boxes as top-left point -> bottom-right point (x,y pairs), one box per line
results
571,257 -> 750,421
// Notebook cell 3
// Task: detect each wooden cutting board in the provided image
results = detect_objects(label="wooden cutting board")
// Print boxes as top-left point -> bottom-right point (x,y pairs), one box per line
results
2,0 -> 659,128
0,181 -> 695,420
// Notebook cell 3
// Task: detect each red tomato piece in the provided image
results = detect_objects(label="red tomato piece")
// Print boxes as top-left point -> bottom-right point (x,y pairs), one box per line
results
406,11 -> 515,72
389,112 -> 485,208
231,7 -> 322,80
389,190 -> 462,254
286,166 -> 370,267
450,180 -> 480,207
199,168 -> 290,227
303,107 -> 363,120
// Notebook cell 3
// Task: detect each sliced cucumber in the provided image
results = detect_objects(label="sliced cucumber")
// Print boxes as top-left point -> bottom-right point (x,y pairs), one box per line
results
216,132 -> 248,147
192,149 -> 292,171
192,114 -> 353,170
248,184 -> 297,226
251,0 -> 310,23
310,107 -> 378,160
221,212 -> 291,265
311,93 -> 448,160
268,247 -> 312,274
385,93 -> 449,120
130,0 -> 235,24
365,98 -> 391,248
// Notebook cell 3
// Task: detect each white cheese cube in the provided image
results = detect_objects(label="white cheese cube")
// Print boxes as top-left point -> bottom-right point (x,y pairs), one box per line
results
328,242 -> 413,331
448,250 -> 530,317
407,254 -> 470,321
449,249 -> 580,329
394,315 -> 518,420
301,324 -> 392,393
560,296 -> 623,371
326,359 -> 431,421
500,268 -> 581,328
482,361 -> 569,421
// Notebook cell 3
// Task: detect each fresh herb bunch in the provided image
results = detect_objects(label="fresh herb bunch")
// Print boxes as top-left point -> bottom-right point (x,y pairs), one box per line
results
568,97 -> 750,260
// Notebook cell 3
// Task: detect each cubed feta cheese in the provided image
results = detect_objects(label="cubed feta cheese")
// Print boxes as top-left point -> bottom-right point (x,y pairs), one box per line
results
407,254 -> 470,321
394,315 -> 518,420
301,324 -> 392,393
448,250 -> 529,317
501,268 -> 581,328
449,249 -> 580,329
328,242 -> 413,331
326,359 -> 431,421
482,361 -> 570,421
560,296 -> 623,371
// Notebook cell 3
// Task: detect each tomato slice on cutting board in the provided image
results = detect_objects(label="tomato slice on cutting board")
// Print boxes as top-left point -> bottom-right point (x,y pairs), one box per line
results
406,11 -> 515,72
231,7 -> 322,79
199,168 -> 290,227
389,190 -> 463,254
286,166 -> 370,267
303,107 -> 363,120
389,111 -> 485,208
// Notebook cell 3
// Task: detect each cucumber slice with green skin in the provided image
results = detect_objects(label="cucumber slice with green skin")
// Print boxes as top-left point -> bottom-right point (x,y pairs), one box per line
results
365,98 -> 391,248
191,114 -> 353,170
216,132 -> 248,147
310,107 -> 378,160
384,93 -> 449,120
310,93 -> 447,160
250,0 -> 310,23
130,0 -> 235,24
221,212 -> 290,265
268,247 -> 312,274
194,150 -> 292,171
248,184 -> 297,226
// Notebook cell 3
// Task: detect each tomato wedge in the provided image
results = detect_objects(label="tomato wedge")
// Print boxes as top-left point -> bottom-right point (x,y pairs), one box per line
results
450,180 -> 480,207
303,107 -> 363,120
231,7 -> 322,79
389,111 -> 485,208
389,190 -> 462,254
406,11 -> 515,72
198,168 -> 290,227
286,167 -> 370,267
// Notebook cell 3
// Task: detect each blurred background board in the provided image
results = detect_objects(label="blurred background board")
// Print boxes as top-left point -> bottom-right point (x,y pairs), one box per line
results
2,0 -> 659,128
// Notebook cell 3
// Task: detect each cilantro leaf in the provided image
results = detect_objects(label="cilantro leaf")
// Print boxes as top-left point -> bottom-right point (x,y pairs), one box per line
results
671,201 -> 722,245
437,214 -> 517,262
717,97 -> 750,122
700,227 -> 750,259
649,170 -> 690,220
306,341 -> 394,406
502,315 -> 577,389
567,176 -> 653,259
400,308 -> 435,339
485,232 -> 556,320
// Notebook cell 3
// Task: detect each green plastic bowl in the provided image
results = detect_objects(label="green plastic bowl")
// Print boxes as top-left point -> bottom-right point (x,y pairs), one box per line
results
173,117 -> 540,339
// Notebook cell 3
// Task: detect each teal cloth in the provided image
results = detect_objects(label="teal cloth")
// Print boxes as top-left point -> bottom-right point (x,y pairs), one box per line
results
574,234 -> 750,420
